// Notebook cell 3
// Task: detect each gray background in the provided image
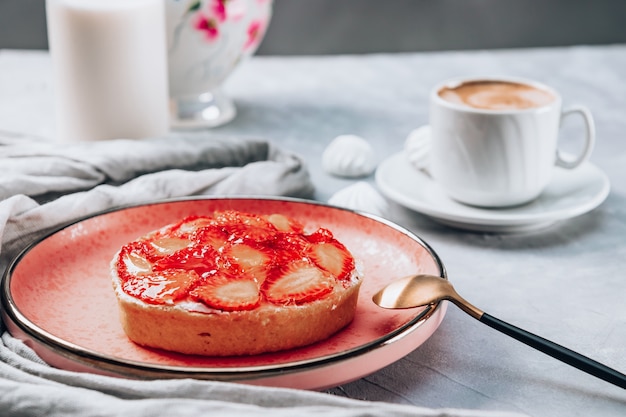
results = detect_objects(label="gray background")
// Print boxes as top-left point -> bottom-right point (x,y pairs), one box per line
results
1,0 -> 626,54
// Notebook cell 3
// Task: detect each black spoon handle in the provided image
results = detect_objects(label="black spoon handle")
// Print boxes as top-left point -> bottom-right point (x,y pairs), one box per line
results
480,312 -> 626,389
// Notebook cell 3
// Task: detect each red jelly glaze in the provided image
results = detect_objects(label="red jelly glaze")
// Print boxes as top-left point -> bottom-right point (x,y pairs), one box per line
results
116,210 -> 356,309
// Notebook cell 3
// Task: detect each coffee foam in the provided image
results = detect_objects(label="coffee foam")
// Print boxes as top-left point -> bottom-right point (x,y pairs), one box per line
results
439,81 -> 555,110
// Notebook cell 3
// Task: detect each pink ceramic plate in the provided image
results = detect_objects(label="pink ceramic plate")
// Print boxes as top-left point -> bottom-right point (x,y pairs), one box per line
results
2,197 -> 447,390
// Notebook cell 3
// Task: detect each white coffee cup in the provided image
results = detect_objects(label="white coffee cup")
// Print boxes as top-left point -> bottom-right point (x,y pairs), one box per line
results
429,76 -> 595,207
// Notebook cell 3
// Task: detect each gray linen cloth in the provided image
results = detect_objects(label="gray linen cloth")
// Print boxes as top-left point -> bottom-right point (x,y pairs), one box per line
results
0,133 -> 527,417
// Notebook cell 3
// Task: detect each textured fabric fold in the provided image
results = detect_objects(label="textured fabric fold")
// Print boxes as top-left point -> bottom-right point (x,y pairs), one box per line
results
0,133 -> 311,202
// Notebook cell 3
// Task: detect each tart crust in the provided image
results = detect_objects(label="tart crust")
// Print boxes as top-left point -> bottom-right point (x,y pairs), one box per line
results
111,271 -> 361,356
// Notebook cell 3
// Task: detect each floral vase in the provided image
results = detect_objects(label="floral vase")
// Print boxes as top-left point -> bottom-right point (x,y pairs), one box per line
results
166,0 -> 273,128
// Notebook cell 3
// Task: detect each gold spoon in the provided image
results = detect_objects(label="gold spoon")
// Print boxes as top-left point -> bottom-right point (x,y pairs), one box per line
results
372,274 -> 626,389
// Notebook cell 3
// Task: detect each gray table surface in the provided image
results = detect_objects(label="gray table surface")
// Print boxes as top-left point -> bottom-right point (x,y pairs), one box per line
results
1,45 -> 625,417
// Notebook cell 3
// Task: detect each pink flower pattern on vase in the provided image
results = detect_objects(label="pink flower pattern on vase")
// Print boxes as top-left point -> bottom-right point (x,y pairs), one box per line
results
210,0 -> 227,23
166,0 -> 273,127
191,12 -> 219,41
190,0 -> 268,45
245,20 -> 263,50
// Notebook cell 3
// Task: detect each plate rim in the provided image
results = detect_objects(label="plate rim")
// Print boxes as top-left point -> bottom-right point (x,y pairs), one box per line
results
1,196 -> 447,382
376,152 -> 610,228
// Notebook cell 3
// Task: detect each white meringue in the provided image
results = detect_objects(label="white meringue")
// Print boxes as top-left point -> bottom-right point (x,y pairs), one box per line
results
322,134 -> 376,178
404,125 -> 432,171
328,182 -> 390,217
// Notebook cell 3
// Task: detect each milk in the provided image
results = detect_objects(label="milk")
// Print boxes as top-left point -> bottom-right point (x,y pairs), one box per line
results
46,0 -> 170,142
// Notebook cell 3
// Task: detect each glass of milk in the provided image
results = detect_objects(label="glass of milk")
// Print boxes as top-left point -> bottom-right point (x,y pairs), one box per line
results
46,0 -> 170,142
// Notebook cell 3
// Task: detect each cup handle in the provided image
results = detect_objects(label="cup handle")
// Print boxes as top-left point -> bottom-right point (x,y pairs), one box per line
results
555,105 -> 596,169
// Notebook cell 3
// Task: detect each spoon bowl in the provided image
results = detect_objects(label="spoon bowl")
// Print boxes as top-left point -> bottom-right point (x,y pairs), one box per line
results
372,274 -> 482,319
373,274 -> 626,389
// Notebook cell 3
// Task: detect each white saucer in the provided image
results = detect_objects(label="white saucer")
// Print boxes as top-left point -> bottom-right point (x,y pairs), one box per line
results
375,152 -> 610,233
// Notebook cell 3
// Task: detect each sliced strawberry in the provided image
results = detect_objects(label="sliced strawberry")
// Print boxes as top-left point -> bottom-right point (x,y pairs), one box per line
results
305,227 -> 336,244
262,261 -> 334,305
174,216 -> 217,237
191,224 -> 230,251
122,269 -> 197,305
224,223 -> 278,243
223,242 -> 270,282
150,237 -> 191,255
153,244 -> 219,276
117,241 -> 160,283
121,240 -> 161,263
264,213 -> 304,233
265,232 -> 309,259
213,210 -> 272,228
211,210 -> 278,242
119,247 -> 152,278
190,274 -> 261,311
307,239 -> 355,281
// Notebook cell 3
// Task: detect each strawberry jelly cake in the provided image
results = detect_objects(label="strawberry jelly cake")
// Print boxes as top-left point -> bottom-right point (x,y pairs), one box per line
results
111,210 -> 362,356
